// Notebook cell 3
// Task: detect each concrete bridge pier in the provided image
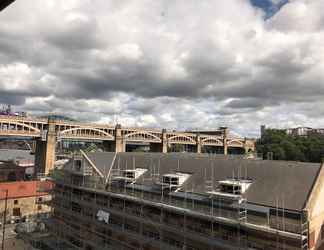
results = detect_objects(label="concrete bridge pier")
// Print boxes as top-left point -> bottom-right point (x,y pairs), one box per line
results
221,127 -> 229,155
196,135 -> 202,154
115,124 -> 125,152
35,119 -> 56,175
35,139 -> 46,174
103,124 -> 125,152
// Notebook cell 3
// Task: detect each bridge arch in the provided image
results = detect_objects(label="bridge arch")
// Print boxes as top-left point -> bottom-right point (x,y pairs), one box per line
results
0,121 -> 40,133
59,127 -> 115,140
201,137 -> 223,146
125,131 -> 161,143
168,135 -> 196,144
227,139 -> 244,147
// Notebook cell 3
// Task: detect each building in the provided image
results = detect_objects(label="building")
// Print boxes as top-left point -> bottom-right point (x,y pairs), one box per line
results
260,125 -> 324,140
50,151 -> 324,250
286,127 -> 314,137
0,149 -> 35,181
0,161 -> 26,181
286,127 -> 324,137
0,180 -> 53,223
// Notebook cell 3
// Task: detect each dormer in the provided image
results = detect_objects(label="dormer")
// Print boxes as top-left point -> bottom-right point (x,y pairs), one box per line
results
162,172 -> 191,187
122,168 -> 147,180
218,179 -> 252,195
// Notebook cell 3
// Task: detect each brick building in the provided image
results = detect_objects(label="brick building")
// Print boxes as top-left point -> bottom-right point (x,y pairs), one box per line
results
0,180 -> 53,223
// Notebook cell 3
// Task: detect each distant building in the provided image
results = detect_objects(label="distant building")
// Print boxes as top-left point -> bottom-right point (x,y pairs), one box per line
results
0,149 -> 35,180
286,127 -> 324,137
0,161 -> 26,182
0,180 -> 53,223
260,125 -> 324,138
49,151 -> 324,250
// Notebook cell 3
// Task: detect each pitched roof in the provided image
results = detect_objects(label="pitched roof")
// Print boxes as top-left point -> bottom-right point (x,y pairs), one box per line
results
86,152 -> 117,177
0,149 -> 34,162
83,152 -> 322,211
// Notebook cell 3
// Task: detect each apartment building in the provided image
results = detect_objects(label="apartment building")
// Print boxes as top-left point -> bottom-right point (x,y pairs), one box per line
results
51,152 -> 324,250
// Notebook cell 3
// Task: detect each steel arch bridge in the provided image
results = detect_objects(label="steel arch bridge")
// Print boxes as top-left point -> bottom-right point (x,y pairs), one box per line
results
0,116 -> 256,173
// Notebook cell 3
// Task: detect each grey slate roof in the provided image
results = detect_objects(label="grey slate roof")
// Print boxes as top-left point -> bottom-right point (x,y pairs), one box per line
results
83,152 -> 322,211
86,152 -> 117,177
0,149 -> 34,162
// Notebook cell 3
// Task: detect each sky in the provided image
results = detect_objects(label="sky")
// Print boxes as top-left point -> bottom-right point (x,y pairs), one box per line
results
0,0 -> 324,137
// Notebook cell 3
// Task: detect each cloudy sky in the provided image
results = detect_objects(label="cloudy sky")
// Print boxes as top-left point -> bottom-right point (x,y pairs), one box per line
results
0,0 -> 323,137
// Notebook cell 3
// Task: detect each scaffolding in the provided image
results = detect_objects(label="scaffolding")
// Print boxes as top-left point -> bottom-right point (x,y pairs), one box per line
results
51,156 -> 308,250
300,211 -> 309,250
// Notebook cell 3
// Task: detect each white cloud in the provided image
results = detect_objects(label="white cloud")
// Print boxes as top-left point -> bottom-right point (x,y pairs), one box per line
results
0,0 -> 324,136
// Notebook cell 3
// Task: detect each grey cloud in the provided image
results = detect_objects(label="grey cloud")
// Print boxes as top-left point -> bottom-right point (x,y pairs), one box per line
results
46,17 -> 102,51
1,0 -> 324,136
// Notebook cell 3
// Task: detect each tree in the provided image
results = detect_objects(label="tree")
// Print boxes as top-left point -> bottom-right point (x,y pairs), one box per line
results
257,129 -> 324,163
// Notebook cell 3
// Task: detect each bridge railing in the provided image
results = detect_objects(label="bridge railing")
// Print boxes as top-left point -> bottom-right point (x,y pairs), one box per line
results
0,115 -> 47,122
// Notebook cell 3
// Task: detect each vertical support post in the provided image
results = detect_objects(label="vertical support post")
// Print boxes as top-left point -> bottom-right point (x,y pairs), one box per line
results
244,138 -> 250,155
196,134 -> 201,154
162,129 -> 168,153
44,118 -> 56,175
35,118 -> 57,175
31,140 -> 36,154
1,189 -> 8,250
222,127 -> 229,155
114,124 -> 125,152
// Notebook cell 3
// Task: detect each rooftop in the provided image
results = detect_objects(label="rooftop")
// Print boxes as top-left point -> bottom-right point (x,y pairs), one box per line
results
64,152 -> 322,211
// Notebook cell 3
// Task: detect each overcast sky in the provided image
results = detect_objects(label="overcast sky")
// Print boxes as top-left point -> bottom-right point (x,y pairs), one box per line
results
0,0 -> 323,137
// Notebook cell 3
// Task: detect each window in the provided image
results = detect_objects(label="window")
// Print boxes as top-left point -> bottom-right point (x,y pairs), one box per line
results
321,224 -> 324,240
124,171 -> 135,179
162,173 -> 191,186
12,208 -> 21,217
37,205 -> 42,210
74,159 -> 82,171
14,200 -> 18,205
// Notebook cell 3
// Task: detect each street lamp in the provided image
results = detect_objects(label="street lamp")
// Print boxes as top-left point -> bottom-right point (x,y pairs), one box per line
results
0,189 -> 8,250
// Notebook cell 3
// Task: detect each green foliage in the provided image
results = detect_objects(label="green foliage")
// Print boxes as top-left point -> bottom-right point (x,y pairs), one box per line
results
257,129 -> 324,162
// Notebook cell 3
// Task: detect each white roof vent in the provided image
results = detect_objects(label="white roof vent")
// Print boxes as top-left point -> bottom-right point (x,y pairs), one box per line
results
162,172 -> 191,187
121,168 -> 147,180
218,179 -> 252,195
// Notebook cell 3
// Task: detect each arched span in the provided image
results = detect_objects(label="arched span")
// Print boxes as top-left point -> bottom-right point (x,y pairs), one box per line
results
0,121 -> 40,133
227,139 -> 244,147
168,135 -> 196,144
59,127 -> 114,140
201,137 -> 223,146
125,131 -> 161,142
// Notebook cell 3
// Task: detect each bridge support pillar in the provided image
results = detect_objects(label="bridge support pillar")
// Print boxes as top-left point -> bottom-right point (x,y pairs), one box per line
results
35,119 -> 56,175
222,127 -> 229,155
35,139 -> 46,175
244,138 -> 255,154
196,135 -> 202,154
115,124 -> 125,152
244,138 -> 249,154
162,129 -> 168,153
31,141 -> 36,154
103,125 -> 125,152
